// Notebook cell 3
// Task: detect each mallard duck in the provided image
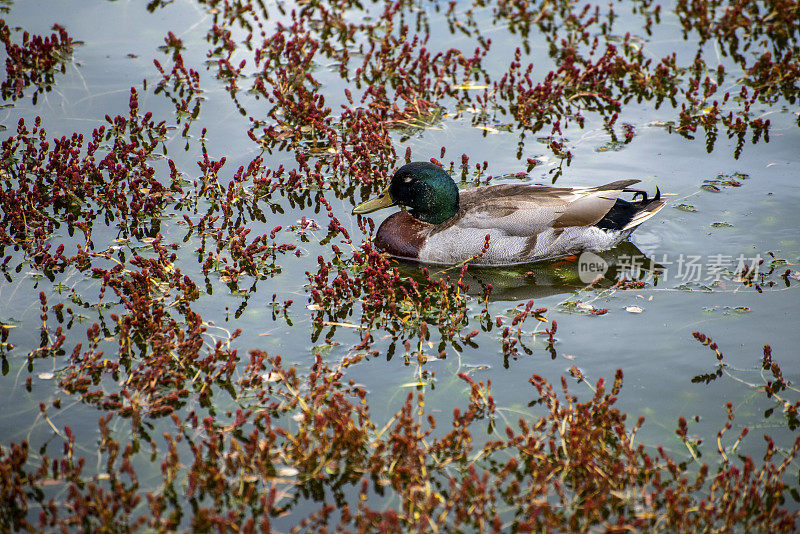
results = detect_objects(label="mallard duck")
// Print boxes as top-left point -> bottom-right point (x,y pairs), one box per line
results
353,162 -> 665,266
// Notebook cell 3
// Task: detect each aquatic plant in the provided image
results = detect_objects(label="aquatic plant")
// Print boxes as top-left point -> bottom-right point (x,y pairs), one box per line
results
3,352 -> 798,531
0,19 -> 74,103
2,0 -> 800,531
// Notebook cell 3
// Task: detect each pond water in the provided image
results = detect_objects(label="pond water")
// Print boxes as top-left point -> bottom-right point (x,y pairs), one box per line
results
1,0 -> 799,529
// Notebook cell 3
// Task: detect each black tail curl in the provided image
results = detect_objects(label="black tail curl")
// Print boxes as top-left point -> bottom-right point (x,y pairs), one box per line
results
596,186 -> 662,231
625,186 -> 661,205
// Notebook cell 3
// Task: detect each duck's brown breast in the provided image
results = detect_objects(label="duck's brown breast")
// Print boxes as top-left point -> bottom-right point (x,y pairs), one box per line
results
374,211 -> 429,260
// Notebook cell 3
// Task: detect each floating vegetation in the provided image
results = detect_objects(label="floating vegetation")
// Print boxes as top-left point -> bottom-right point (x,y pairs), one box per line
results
1,0 -> 800,530
2,354 -> 799,531
0,19 -> 74,103
702,172 -> 751,191
675,203 -> 698,212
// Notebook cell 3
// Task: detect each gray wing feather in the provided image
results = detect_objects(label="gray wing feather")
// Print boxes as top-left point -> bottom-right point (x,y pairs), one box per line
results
451,181 -> 640,237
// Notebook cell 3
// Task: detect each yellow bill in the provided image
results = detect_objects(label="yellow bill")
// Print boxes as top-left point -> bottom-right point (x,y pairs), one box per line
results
352,185 -> 395,214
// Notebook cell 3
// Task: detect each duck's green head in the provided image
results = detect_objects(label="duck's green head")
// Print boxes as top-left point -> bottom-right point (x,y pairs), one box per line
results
352,162 -> 459,224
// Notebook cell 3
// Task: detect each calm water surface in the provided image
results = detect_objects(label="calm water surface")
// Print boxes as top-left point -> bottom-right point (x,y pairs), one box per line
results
1,0 -> 799,526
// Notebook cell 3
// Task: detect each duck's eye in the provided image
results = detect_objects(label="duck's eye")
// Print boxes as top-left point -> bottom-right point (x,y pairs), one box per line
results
403,176 -> 412,183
